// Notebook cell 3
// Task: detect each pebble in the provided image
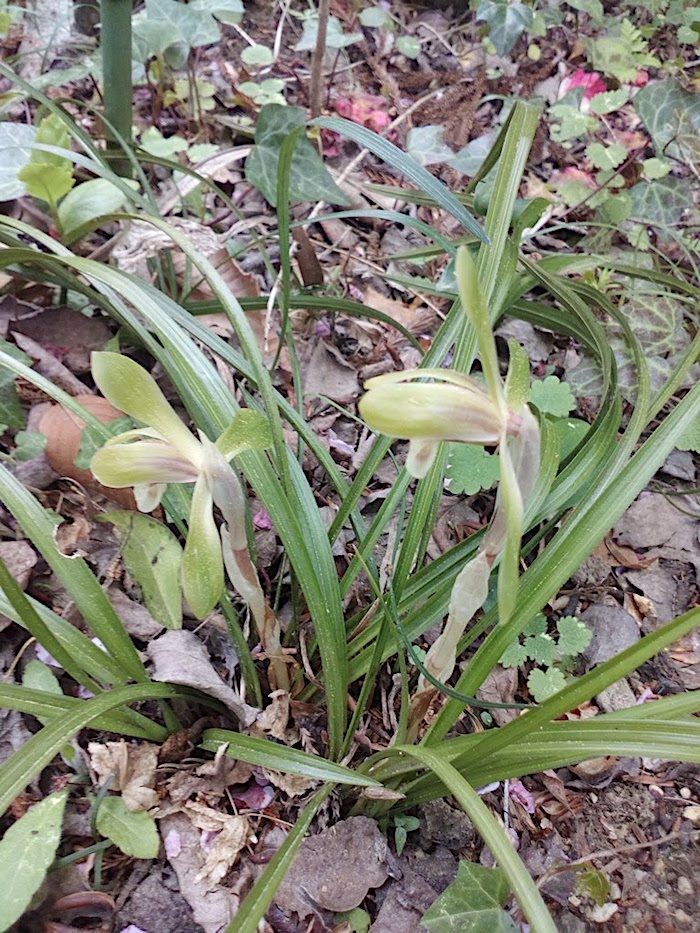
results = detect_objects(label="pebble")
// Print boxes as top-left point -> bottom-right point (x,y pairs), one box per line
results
677,876 -> 693,896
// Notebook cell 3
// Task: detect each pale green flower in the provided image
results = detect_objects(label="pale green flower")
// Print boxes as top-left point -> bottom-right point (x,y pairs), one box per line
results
359,368 -> 512,478
90,352 -> 270,620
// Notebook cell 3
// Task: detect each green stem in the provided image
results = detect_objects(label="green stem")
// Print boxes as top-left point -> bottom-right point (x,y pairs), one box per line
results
101,0 -> 133,176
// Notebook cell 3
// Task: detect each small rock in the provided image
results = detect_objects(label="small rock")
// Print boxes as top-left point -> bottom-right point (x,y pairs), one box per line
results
419,799 -> 475,851
677,876 -> 693,896
581,604 -> 640,666
661,450 -> 696,483
586,903 -> 618,923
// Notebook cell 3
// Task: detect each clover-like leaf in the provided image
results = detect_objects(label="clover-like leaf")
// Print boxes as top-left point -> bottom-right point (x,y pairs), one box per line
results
586,142 -> 627,171
588,88 -> 629,115
447,445 -> 501,496
527,667 -> 567,701
500,639 -> 528,669
530,375 -> 576,417
525,632 -> 556,666
557,616 -> 593,657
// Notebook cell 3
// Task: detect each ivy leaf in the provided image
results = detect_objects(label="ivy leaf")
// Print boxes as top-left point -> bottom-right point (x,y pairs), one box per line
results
447,445 -> 501,496
0,790 -> 69,930
449,130 -> 499,176
246,104 -> 350,207
527,667 -> 567,701
476,0 -> 533,56
96,795 -> 160,859
295,14 -> 362,51
635,78 -> 700,163
421,861 -> 517,932
406,125 -> 454,167
530,375 -> 576,416
0,122 -> 36,199
75,416 -> 133,469
629,177 -> 689,228
586,142 -> 627,170
146,0 -> 220,49
500,640 -> 528,669
563,0 -> 604,25
189,0 -> 244,26
0,338 -> 31,430
557,616 -> 593,657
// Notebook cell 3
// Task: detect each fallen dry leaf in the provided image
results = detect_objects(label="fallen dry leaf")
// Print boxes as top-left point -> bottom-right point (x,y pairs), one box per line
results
195,815 -> 249,886
263,769 -> 317,798
147,629 -> 259,727
0,540 -> 36,591
87,739 -> 159,811
303,340 -> 359,403
10,306 -> 111,374
250,689 -> 296,743
160,812 -> 239,933
274,816 -> 389,918
12,331 -> 91,397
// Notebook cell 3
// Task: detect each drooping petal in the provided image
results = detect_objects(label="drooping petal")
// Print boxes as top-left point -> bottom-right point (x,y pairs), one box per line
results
91,352 -> 202,466
134,482 -> 167,512
90,442 -> 200,488
359,380 -> 504,444
405,439 -> 440,479
181,476 -> 224,619
202,439 -> 247,550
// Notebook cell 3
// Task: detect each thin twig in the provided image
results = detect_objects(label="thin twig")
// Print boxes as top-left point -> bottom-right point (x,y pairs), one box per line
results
536,828 -> 700,889
310,0 -> 329,119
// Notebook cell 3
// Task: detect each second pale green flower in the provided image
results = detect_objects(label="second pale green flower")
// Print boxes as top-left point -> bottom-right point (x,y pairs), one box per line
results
358,368 -> 511,479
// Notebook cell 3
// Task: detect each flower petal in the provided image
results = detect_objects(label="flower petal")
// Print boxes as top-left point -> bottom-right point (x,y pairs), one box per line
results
91,352 -> 202,465
359,381 -> 503,444
90,442 -> 200,487
406,440 -> 440,479
181,476 -> 224,619
134,483 -> 167,512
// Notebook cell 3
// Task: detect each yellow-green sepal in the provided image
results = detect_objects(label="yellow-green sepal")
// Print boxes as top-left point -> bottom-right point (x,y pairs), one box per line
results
181,476 -> 224,619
